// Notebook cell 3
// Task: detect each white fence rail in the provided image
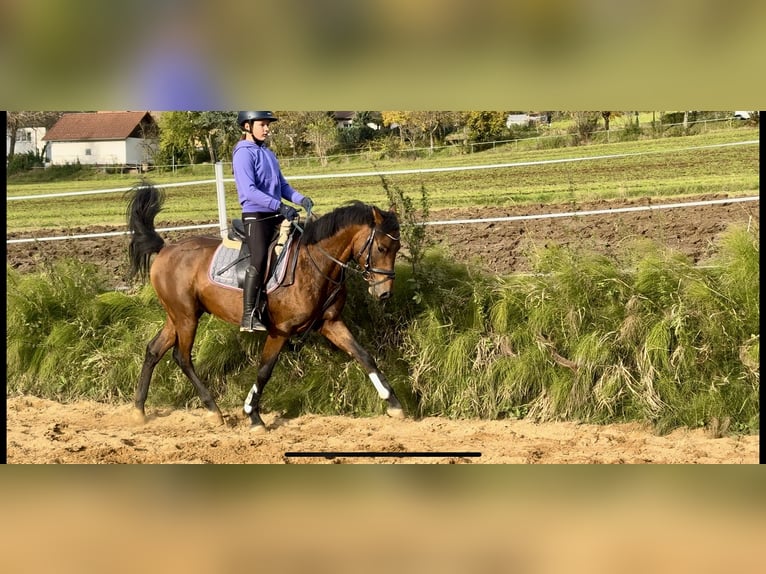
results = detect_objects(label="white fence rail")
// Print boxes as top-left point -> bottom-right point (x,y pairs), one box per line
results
6,140 -> 759,202
6,197 -> 759,245
422,197 -> 760,226
7,140 -> 760,245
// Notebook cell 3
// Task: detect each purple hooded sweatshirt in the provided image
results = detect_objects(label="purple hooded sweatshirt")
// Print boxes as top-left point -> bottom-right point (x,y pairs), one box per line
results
232,139 -> 306,213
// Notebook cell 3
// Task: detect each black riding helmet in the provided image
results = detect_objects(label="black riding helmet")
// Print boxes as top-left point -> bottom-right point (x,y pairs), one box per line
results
237,111 -> 279,126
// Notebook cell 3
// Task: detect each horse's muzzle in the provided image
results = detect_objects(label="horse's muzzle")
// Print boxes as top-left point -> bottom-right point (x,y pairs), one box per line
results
366,270 -> 395,301
369,283 -> 393,300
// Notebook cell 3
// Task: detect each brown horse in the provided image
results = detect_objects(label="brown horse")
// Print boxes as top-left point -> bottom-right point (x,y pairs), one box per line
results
126,182 -> 405,431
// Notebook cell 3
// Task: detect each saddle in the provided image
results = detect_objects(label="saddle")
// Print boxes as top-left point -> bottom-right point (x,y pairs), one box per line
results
208,218 -> 300,293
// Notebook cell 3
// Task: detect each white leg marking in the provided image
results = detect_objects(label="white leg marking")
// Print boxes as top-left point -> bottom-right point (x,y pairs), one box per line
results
369,372 -> 390,400
243,383 -> 259,414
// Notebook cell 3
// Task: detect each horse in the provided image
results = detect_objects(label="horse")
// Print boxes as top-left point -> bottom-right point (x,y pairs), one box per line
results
125,182 -> 405,431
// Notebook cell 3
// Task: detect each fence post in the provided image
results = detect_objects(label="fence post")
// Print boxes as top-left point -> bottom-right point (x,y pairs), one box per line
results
215,162 -> 228,239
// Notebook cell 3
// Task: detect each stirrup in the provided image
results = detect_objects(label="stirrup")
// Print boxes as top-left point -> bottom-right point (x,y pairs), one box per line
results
240,312 -> 267,332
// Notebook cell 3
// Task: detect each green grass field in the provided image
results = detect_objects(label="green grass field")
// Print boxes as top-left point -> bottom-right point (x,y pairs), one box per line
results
6,126 -> 759,234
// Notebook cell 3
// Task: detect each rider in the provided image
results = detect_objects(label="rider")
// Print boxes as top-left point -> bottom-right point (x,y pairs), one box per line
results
232,111 -> 314,332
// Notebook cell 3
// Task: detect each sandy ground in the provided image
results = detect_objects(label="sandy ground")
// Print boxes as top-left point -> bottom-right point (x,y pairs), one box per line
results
6,194 -> 760,464
6,395 -> 759,463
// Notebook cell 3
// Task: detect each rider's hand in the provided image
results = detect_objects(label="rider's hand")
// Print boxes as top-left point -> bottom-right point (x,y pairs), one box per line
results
301,197 -> 314,214
278,204 -> 299,221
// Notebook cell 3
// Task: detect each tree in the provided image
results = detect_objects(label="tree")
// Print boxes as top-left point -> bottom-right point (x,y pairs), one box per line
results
336,111 -> 382,152
380,111 -> 458,150
303,111 -> 337,166
190,111 -> 239,163
269,111 -> 309,157
6,111 -> 62,159
135,114 -> 161,166
408,111 -> 457,151
381,111 -> 410,145
601,111 -> 611,131
569,111 -> 600,143
461,111 -> 508,143
157,111 -> 238,165
158,111 -> 198,164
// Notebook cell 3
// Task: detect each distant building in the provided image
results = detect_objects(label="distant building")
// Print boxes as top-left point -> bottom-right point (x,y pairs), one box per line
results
6,126 -> 47,157
43,111 -> 158,167
506,113 -> 545,128
333,111 -> 355,128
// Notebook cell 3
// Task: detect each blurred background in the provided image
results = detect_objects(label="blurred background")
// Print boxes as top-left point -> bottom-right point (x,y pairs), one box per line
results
1,0 -> 764,109
1,466 -> 765,573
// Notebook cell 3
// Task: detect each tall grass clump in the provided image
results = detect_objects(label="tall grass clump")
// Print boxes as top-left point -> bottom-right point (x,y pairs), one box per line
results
8,261 -> 174,402
6,222 -> 758,434
401,225 -> 759,434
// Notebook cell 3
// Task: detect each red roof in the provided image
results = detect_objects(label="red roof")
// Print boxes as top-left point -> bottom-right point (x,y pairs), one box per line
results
43,111 -> 155,141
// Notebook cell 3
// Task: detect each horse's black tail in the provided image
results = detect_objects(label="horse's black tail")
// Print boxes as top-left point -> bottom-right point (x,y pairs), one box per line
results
126,179 -> 166,281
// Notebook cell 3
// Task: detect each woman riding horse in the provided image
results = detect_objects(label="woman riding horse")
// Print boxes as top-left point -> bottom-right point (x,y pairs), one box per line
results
126,183 -> 405,431
232,111 -> 313,332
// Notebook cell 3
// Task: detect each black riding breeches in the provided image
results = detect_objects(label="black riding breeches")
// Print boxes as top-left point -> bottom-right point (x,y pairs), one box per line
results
242,212 -> 281,277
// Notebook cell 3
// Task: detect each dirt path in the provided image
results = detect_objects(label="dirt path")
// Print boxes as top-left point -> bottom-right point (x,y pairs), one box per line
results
6,396 -> 759,463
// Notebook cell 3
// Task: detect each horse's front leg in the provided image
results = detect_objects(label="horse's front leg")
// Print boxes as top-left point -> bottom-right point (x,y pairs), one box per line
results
244,333 -> 289,431
319,319 -> 404,418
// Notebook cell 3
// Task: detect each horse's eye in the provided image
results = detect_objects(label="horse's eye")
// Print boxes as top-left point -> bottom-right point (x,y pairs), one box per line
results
377,245 -> 387,254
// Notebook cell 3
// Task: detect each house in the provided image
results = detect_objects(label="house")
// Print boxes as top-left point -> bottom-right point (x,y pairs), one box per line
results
42,111 -> 158,167
506,113 -> 545,128
6,126 -> 47,157
332,111 -> 385,130
333,111 -> 355,128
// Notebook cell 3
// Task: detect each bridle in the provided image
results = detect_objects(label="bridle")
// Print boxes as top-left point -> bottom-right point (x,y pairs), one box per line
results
307,225 -> 399,287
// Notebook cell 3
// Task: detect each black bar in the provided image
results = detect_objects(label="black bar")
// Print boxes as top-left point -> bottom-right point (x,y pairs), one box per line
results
284,452 -> 481,459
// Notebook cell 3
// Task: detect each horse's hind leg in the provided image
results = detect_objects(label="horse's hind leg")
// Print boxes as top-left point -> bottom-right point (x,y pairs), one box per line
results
172,316 -> 225,425
318,319 -> 405,418
135,322 -> 176,423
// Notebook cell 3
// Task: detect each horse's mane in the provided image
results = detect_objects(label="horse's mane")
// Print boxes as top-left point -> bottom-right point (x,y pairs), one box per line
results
300,201 -> 399,245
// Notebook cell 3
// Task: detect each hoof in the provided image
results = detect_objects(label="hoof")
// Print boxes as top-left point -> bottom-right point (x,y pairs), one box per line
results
250,423 -> 267,434
386,406 -> 405,419
204,410 -> 225,426
132,409 -> 147,425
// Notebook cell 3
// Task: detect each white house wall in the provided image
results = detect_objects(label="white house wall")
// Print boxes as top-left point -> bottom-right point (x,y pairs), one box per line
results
6,127 -> 47,157
47,138 -> 156,166
48,140 -> 128,165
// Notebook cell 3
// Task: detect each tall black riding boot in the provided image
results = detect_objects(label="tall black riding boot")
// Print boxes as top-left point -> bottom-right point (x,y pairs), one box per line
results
240,267 -> 266,332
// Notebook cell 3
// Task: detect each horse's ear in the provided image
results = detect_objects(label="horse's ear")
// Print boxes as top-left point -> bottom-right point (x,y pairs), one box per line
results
388,203 -> 398,215
372,205 -> 385,226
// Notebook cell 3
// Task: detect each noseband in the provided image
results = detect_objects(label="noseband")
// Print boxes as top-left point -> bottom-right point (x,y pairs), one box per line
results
308,225 -> 399,286
357,227 -> 399,284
